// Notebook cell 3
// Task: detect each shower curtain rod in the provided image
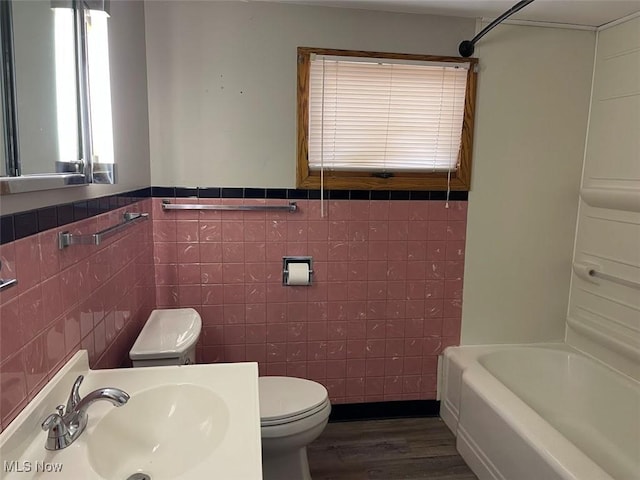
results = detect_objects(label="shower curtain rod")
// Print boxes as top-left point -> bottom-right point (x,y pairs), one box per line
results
458,0 -> 536,57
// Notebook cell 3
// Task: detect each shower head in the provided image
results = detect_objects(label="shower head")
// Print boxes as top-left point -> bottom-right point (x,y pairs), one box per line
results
458,40 -> 475,58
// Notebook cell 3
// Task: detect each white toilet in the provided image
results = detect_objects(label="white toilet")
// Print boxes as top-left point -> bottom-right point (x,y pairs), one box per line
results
130,308 -> 331,480
129,308 -> 202,366
259,376 -> 331,480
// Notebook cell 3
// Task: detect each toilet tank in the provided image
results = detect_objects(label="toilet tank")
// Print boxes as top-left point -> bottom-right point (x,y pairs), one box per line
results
129,308 -> 202,367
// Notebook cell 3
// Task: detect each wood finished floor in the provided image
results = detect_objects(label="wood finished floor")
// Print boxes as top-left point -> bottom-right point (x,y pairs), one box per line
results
307,418 -> 478,480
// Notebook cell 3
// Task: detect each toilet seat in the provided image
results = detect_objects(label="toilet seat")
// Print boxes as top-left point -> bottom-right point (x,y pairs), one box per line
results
261,398 -> 331,427
259,377 -> 329,427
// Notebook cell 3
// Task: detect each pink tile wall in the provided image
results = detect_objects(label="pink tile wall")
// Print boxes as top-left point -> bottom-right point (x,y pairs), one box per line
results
152,197 -> 467,404
0,195 -> 467,431
0,199 -> 156,432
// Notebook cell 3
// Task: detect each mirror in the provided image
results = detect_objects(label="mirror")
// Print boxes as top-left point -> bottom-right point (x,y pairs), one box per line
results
14,0 -> 79,175
0,0 -> 115,194
0,18 -> 5,178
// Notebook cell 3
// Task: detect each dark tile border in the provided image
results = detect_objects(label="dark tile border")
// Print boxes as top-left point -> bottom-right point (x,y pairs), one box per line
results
350,190 -> 370,200
329,400 -> 440,422
151,186 -> 175,198
265,188 -> 287,199
244,188 -> 266,199
154,187 -> 468,202
221,187 -> 244,199
390,191 -> 411,200
0,185 -> 468,244
328,190 -> 349,200
13,211 -> 38,239
0,187 -> 151,244
0,215 -> 15,244
36,207 -> 58,232
196,187 -> 220,199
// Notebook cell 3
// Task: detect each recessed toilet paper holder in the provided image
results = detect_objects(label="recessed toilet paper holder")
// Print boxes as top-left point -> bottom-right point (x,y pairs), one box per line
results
283,256 -> 314,286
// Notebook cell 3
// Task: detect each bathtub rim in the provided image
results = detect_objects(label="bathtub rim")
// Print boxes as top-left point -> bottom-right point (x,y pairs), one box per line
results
440,342 -> 572,436
440,342 -> 639,480
440,342 -> 640,436
459,361 -> 613,480
442,341 -> 640,385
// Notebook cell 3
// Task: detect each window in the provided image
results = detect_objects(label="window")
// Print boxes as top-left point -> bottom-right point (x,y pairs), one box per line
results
85,8 -> 114,168
54,7 -> 79,166
297,47 -> 478,191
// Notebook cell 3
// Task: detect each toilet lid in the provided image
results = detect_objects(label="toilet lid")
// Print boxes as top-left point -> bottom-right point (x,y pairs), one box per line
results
129,308 -> 202,360
259,377 -> 328,424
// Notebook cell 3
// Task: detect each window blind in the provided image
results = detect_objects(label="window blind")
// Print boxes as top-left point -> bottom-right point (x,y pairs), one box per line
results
308,55 -> 469,173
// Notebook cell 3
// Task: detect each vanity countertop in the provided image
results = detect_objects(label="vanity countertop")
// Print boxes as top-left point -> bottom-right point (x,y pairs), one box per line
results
0,351 -> 262,479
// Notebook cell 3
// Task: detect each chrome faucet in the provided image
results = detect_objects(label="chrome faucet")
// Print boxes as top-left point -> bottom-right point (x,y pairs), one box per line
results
41,375 -> 129,450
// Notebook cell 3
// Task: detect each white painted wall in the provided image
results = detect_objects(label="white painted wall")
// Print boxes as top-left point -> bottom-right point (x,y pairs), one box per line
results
0,0 -> 151,215
145,1 -> 475,188
145,5 -> 599,345
460,23 -> 596,344
566,15 -> 640,380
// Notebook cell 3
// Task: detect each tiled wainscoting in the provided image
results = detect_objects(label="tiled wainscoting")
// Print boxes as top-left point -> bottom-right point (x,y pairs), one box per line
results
153,197 -> 467,404
0,190 -> 467,431
0,199 -> 155,431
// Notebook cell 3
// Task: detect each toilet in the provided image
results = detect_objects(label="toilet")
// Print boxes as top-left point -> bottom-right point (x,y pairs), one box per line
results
129,308 -> 202,366
130,308 -> 331,480
259,376 -> 331,480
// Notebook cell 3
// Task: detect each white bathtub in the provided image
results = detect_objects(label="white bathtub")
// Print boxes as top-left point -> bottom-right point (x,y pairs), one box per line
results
440,344 -> 640,480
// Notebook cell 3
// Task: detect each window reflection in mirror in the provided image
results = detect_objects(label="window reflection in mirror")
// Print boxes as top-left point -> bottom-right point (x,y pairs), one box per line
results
85,8 -> 114,168
12,0 -> 79,175
0,122 -> 5,176
0,22 -> 5,178
53,5 -> 80,171
0,1 -> 15,178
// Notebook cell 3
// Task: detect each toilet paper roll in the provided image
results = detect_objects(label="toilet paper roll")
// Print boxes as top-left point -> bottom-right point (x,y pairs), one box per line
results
287,263 -> 311,286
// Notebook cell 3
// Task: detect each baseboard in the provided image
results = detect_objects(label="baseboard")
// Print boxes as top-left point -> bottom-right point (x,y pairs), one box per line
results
329,400 -> 440,422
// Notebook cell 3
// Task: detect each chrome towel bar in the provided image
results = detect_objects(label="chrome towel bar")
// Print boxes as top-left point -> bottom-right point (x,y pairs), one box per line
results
161,200 -> 297,212
0,261 -> 17,291
0,278 -> 17,291
58,212 -> 149,249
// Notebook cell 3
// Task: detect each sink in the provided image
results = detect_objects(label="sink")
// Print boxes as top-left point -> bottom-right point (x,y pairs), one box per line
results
0,351 -> 262,479
87,384 -> 230,479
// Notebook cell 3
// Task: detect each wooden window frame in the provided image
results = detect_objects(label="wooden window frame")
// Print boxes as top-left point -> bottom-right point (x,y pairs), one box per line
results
296,47 -> 478,191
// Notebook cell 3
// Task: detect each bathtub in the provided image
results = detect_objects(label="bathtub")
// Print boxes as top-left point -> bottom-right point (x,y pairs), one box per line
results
440,344 -> 640,480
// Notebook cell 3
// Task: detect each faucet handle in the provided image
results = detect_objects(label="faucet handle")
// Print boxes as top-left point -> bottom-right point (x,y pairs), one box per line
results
41,413 -> 62,431
42,406 -> 72,451
42,406 -> 68,442
41,405 -> 65,429
66,375 -> 84,413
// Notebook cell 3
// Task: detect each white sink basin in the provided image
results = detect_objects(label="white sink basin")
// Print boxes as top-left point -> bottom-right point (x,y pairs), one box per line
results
87,384 -> 230,479
0,351 -> 262,479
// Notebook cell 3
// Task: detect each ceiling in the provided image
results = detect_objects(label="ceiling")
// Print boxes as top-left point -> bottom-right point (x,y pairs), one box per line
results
252,0 -> 640,27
